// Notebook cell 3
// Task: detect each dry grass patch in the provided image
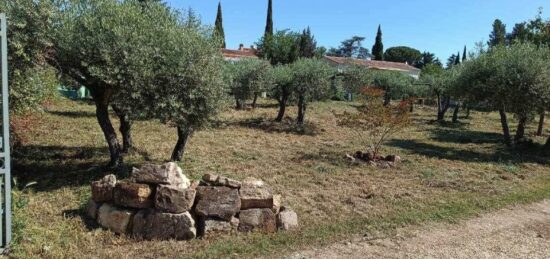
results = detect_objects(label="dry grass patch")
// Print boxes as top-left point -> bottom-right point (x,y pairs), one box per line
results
10,99 -> 550,258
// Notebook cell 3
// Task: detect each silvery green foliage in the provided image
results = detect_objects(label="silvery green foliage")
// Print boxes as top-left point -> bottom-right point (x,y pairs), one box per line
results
341,64 -> 372,94
268,64 -> 294,100
227,58 -> 272,103
454,43 -> 550,115
290,58 -> 335,101
371,70 -> 414,99
53,0 -> 226,129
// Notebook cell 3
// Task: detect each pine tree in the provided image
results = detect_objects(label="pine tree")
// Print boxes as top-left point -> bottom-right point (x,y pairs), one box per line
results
214,2 -> 226,48
299,27 -> 317,58
264,0 -> 273,38
455,51 -> 460,65
488,19 -> 507,47
462,46 -> 467,61
371,25 -> 384,60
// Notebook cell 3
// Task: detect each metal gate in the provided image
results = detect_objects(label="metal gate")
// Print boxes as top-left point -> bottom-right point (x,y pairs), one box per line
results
0,13 -> 12,252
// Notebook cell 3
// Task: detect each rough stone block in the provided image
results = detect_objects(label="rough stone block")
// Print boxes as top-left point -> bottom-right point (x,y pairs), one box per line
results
97,203 -> 134,234
131,162 -> 190,189
240,178 -> 273,209
132,210 -> 196,240
114,181 -> 153,209
91,174 -> 116,202
277,207 -> 299,231
195,186 -> 241,221
155,185 -> 196,213
238,208 -> 276,233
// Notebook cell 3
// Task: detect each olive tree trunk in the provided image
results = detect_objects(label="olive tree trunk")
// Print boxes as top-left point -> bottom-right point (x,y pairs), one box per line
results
499,109 -> 512,147
514,116 -> 527,143
235,98 -> 244,110
452,102 -> 460,123
251,93 -> 259,109
437,95 -> 451,122
112,104 -> 133,153
171,125 -> 194,162
93,88 -> 122,167
275,92 -> 288,122
536,112 -> 545,136
297,94 -> 307,124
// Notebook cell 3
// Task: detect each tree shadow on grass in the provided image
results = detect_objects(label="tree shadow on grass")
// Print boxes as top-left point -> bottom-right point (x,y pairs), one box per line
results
233,117 -> 320,136
430,128 -> 503,144
62,208 -> 100,231
47,110 -> 96,118
387,139 -> 550,165
12,145 -> 150,192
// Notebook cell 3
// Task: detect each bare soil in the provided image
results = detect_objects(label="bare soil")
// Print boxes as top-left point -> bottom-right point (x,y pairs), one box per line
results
294,200 -> 550,259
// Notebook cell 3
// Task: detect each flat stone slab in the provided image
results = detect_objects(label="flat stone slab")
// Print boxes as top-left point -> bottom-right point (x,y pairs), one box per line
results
132,162 -> 190,189
132,210 -> 196,240
199,217 -> 239,237
195,186 -> 241,221
238,208 -> 277,233
155,185 -> 196,213
97,203 -> 134,234
202,173 -> 241,189
239,178 -> 273,209
91,174 -> 116,202
114,181 -> 153,209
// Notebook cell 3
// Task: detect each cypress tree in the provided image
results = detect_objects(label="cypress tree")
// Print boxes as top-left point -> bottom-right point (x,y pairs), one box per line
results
462,45 -> 467,61
371,25 -> 384,60
264,0 -> 273,38
488,19 -> 507,47
455,51 -> 460,65
214,2 -> 226,48
299,27 -> 317,58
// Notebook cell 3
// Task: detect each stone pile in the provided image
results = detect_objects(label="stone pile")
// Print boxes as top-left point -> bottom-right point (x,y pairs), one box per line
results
86,162 -> 298,240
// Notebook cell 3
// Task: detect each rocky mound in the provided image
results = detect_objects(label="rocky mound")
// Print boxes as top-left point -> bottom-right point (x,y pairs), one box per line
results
86,162 -> 298,240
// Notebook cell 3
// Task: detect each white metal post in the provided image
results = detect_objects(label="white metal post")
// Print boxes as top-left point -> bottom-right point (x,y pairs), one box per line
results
0,13 -> 12,250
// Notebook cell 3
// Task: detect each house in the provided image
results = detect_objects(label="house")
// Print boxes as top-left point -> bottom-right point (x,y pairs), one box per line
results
222,44 -> 259,62
324,56 -> 421,79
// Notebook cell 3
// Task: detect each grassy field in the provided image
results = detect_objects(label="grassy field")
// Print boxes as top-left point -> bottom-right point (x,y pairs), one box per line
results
10,98 -> 550,258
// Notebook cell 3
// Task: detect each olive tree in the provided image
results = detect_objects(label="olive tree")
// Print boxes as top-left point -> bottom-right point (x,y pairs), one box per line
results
454,43 -> 550,146
117,21 -> 227,161
371,71 -> 414,106
269,65 -> 294,121
340,64 -> 372,100
290,59 -> 335,124
228,58 -> 272,110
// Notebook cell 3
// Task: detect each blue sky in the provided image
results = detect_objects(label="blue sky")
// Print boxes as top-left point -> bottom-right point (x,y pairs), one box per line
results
167,0 -> 548,61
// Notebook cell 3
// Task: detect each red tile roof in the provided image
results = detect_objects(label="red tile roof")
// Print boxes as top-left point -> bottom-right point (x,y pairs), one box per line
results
324,56 -> 420,73
221,48 -> 258,59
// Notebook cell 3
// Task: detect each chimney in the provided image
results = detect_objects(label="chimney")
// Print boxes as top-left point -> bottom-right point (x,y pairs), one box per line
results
239,44 -> 244,51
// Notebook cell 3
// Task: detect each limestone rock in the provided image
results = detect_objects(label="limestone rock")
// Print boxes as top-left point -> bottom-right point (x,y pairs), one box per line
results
97,203 -> 134,234
238,208 -> 277,233
202,173 -> 241,189
131,162 -> 190,189
272,194 -> 282,214
199,217 -> 238,237
155,185 -> 196,213
113,181 -> 153,209
91,174 -> 116,202
277,207 -> 299,231
132,210 -> 196,240
240,178 -> 273,209
86,199 -> 100,220
195,186 -> 241,221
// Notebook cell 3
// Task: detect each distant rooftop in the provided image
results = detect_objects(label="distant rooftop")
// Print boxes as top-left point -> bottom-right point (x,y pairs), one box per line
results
324,56 -> 420,73
222,44 -> 258,60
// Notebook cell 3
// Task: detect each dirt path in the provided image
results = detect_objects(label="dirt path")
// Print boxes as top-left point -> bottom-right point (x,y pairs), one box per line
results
292,200 -> 550,259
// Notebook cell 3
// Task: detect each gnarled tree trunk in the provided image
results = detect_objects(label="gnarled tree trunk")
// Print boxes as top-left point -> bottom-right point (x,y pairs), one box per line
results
251,93 -> 259,109
112,104 -> 132,153
499,109 -> 512,147
437,95 -> 451,122
235,98 -> 244,110
536,111 -> 545,136
452,102 -> 460,123
275,92 -> 288,122
514,116 -> 527,143
296,94 -> 307,124
171,125 -> 194,162
93,88 -> 122,167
